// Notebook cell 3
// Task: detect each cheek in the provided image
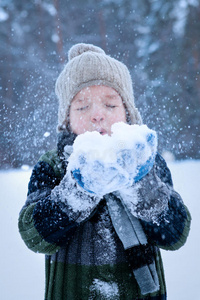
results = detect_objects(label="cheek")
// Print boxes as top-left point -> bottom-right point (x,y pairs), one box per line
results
109,109 -> 126,123
70,114 -> 89,134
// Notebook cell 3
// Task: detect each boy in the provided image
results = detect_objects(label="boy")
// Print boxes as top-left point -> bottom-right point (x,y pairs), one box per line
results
18,43 -> 191,299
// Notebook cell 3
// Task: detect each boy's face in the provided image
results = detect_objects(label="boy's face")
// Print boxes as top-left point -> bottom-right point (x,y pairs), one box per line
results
69,85 -> 127,135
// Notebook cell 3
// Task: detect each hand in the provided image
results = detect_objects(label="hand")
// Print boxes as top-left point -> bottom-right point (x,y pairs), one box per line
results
116,130 -> 157,183
119,165 -> 170,223
67,123 -> 158,196
71,159 -> 133,196
133,166 -> 170,222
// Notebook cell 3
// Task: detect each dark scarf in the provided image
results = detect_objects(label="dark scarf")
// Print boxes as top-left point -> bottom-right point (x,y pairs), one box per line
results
106,194 -> 159,295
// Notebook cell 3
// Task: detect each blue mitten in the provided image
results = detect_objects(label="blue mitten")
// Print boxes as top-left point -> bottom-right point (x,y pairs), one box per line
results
116,129 -> 157,183
72,168 -> 92,193
134,132 -> 157,182
71,158 -> 133,196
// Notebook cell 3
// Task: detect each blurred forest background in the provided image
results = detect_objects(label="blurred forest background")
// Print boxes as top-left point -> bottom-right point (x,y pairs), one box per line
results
1,0 -> 200,169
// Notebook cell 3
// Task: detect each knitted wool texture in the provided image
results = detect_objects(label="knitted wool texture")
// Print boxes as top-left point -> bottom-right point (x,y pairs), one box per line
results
55,43 -> 142,131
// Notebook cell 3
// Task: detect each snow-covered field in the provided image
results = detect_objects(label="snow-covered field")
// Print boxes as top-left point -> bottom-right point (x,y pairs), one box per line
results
0,160 -> 199,300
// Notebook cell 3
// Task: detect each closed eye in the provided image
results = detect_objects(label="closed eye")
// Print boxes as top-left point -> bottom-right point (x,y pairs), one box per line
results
76,105 -> 89,111
105,104 -> 117,108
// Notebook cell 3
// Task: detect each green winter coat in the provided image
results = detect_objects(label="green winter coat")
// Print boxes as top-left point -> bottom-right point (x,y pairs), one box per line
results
18,133 -> 191,300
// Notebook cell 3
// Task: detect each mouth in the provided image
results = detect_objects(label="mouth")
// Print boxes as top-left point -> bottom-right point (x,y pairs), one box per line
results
96,128 -> 107,135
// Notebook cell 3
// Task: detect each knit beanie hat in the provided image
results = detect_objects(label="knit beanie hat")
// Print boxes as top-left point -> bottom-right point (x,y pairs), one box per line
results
55,43 -> 142,131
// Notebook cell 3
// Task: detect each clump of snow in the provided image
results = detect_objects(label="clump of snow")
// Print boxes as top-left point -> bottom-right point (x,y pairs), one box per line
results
43,131 -> 50,137
69,122 -> 157,164
162,151 -> 175,162
42,2 -> 57,16
67,122 -> 157,195
89,279 -> 119,299
51,33 -> 60,43
21,164 -> 31,171
0,8 -> 9,22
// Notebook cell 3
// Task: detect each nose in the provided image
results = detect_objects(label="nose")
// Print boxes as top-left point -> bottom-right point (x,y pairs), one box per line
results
91,107 -> 105,123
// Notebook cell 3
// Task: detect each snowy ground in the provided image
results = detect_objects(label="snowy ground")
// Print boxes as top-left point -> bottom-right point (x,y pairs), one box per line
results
0,160 -> 199,300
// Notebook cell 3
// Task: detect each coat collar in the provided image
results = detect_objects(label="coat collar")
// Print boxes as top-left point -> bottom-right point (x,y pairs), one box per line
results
56,129 -> 77,174
57,129 -> 77,159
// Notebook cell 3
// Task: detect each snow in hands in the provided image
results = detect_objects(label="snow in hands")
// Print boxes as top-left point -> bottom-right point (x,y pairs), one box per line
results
67,122 -> 158,197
